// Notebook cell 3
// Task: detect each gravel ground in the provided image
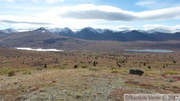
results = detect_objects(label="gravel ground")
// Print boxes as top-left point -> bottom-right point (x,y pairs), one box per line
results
17,71 -> 126,101
0,68 -> 179,101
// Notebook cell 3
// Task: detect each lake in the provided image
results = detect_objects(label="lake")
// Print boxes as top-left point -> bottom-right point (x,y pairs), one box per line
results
124,49 -> 174,53
15,47 -> 64,52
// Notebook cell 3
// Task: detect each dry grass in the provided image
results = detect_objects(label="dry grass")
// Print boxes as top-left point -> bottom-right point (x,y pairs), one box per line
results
162,70 -> 180,75
0,48 -> 179,100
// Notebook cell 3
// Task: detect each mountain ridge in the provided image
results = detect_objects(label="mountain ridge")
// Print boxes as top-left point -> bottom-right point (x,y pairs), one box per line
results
1,27 -> 180,34
1,27 -> 180,42
0,27 -> 180,51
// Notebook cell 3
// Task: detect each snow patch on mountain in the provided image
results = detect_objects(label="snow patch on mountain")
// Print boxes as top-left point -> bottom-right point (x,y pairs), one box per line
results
0,28 -> 17,33
48,27 -> 74,34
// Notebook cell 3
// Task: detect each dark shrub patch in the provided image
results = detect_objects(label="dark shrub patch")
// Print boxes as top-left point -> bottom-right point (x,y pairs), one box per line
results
8,71 -> 15,76
129,69 -> 144,76
74,65 -> 78,69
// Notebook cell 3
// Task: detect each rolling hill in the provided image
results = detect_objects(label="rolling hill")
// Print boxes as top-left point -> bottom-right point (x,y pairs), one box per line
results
0,27 -> 89,50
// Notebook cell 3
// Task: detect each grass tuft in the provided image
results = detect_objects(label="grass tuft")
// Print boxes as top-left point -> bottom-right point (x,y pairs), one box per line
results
8,70 -> 15,76
0,68 -> 13,75
88,66 -> 99,71
22,70 -> 32,75
163,70 -> 180,75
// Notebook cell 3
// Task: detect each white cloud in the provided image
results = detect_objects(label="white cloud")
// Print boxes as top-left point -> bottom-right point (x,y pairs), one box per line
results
0,15 -> 46,23
0,15 -> 52,29
143,24 -> 180,33
48,4 -> 136,21
116,25 -> 134,31
46,0 -> 64,3
136,0 -> 155,6
0,0 -> 64,3
1,20 -> 51,25
1,4 -> 180,31
41,4 -> 180,21
136,0 -> 180,9
0,0 -> 15,2
32,0 -> 64,3
137,6 -> 180,20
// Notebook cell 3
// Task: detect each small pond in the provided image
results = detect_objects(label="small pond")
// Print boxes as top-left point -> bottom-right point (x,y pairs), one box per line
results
124,49 -> 174,53
16,47 -> 64,52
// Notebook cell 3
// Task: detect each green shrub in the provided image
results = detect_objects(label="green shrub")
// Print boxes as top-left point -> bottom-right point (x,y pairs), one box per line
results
59,66 -> 66,69
109,67 -> 116,70
110,69 -> 127,74
22,71 -> 32,75
0,68 -> 14,75
8,71 -> 15,76
74,65 -> 78,69
81,65 -> 88,68
36,67 -> 43,71
88,66 -> 99,71
110,69 -> 119,73
75,93 -> 82,99
163,70 -> 180,75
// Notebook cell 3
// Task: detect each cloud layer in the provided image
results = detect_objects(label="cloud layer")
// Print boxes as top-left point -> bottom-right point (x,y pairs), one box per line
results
0,0 -> 64,3
43,4 -> 180,21
0,3 -> 180,31
136,0 -> 180,9
0,20 -> 51,25
143,24 -> 180,33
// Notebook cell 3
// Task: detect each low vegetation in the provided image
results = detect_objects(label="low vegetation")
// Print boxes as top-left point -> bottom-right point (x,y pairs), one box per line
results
163,70 -> 180,75
0,48 -> 179,100
0,67 -> 33,76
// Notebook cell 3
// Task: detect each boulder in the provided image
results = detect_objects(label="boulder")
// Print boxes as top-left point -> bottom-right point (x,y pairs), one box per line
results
129,69 -> 144,76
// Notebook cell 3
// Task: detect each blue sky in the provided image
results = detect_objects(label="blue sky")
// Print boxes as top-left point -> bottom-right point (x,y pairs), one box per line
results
0,0 -> 180,32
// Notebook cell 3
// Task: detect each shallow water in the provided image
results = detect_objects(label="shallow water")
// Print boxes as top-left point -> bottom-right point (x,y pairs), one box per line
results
16,47 -> 64,52
125,49 -> 174,53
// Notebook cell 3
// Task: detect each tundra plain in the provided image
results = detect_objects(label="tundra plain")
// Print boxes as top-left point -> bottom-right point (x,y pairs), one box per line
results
0,47 -> 179,101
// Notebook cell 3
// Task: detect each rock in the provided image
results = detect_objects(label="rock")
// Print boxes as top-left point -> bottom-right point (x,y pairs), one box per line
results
52,80 -> 56,83
13,82 -> 18,84
129,69 -> 144,76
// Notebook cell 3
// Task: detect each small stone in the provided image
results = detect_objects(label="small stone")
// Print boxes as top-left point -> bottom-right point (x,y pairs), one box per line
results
14,82 -> 18,84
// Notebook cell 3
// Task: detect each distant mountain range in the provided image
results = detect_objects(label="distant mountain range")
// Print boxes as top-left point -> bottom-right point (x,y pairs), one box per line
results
1,27 -> 179,42
0,27 -> 180,51
49,27 -> 180,41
